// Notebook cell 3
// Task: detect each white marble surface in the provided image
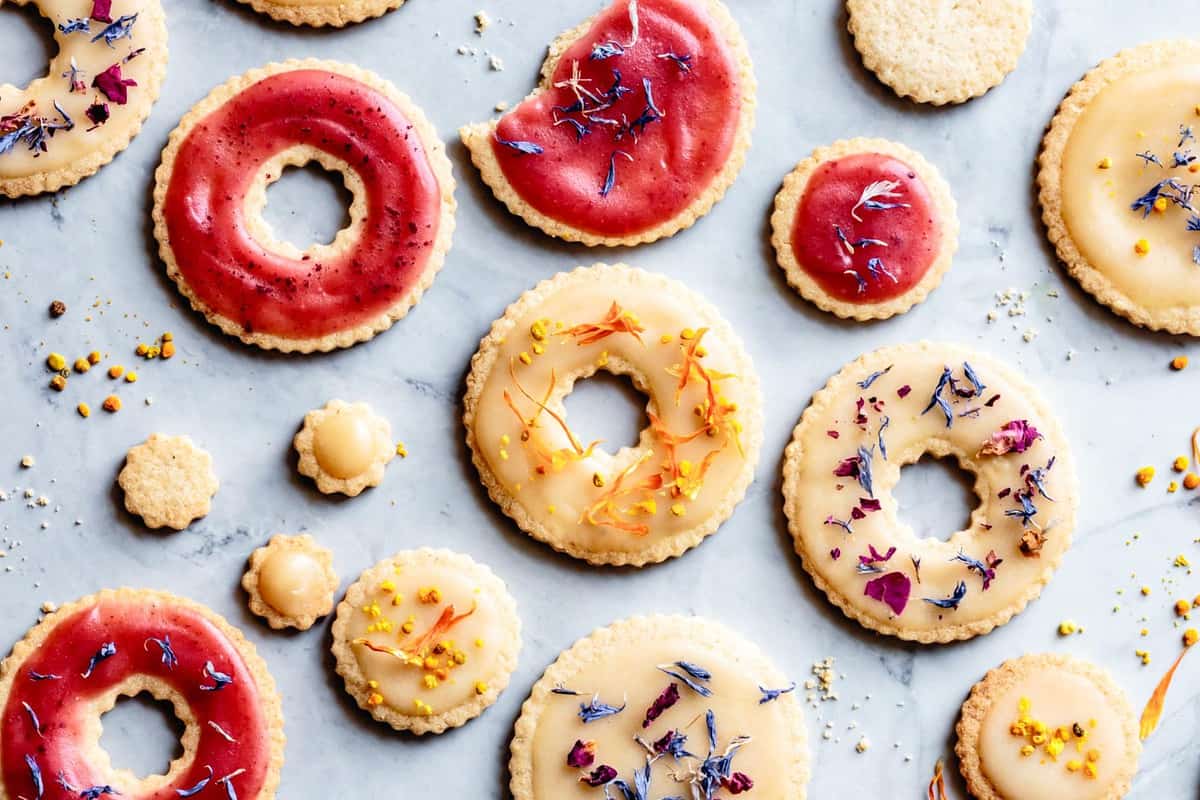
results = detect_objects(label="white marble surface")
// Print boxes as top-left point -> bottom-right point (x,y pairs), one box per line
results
2,0 -> 1200,796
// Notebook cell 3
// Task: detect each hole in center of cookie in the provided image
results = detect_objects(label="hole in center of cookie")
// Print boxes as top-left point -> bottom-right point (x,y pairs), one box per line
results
262,162 -> 354,250
894,454 -> 977,541
99,692 -> 186,779
563,371 -> 647,454
0,3 -> 57,89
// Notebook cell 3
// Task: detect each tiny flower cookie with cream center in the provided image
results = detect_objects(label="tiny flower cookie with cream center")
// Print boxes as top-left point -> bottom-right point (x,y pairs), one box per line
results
464,264 -> 763,567
956,653 -> 1140,800
331,548 -> 521,734
293,400 -> 394,497
509,615 -> 809,799
242,534 -> 338,631
117,433 -> 219,530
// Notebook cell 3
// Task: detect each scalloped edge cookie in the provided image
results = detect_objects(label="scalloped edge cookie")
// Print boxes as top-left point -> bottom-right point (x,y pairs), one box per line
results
242,534 -> 338,631
233,0 -> 404,28
117,433 -> 219,531
293,399 -> 395,497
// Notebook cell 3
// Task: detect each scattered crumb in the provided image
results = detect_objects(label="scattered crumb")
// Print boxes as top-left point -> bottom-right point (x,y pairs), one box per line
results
488,54 -> 504,71
19,455 -> 34,469
474,9 -> 490,34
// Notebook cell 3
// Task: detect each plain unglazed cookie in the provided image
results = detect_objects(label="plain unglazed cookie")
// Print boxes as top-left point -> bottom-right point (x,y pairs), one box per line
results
152,59 -> 455,353
955,654 -> 1140,800
293,399 -> 395,497
460,0 -> 756,246
118,433 -> 218,530
463,264 -> 763,567
1038,40 -> 1200,335
233,0 -> 404,28
846,0 -> 1032,105
782,342 -> 1078,643
770,137 -> 959,320
242,534 -> 337,630
330,548 -> 521,735
0,0 -> 168,198
0,588 -> 285,799
509,615 -> 809,799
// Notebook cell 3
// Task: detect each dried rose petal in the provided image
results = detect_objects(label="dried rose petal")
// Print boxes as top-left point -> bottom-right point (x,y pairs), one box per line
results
864,571 -> 911,616
642,682 -> 679,728
566,739 -> 596,768
91,0 -> 113,21
92,64 -> 137,105
86,102 -> 109,127
579,765 -> 617,786
978,419 -> 1041,457
723,772 -> 754,794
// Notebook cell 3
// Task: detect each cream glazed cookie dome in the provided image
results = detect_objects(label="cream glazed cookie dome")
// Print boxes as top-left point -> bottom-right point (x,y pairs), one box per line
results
783,342 -> 1078,643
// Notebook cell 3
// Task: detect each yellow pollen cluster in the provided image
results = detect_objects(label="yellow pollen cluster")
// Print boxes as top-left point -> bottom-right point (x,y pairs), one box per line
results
418,586 -> 442,604
1009,697 -> 1099,779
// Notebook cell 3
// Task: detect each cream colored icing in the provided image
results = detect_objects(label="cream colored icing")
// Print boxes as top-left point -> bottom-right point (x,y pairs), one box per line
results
313,405 -> 377,479
1060,61 -> 1200,311
0,0 -> 163,178
258,548 -> 328,618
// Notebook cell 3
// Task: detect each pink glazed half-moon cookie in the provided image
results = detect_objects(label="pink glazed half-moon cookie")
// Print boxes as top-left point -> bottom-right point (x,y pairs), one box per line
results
783,342 -> 1078,643
460,0 -> 756,246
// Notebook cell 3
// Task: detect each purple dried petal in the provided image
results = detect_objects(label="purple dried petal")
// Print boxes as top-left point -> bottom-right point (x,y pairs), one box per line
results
642,683 -> 679,728
567,739 -> 596,768
580,765 -> 617,786
864,571 -> 911,616
92,64 -> 136,104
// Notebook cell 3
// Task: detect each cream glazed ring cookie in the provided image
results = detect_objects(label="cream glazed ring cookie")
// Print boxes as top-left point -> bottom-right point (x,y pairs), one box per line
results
0,0 -> 167,198
509,615 -> 809,799
242,534 -> 338,631
152,60 -> 456,353
464,264 -> 763,567
955,654 -> 1140,800
1039,41 -> 1200,335
782,342 -> 1078,643
293,399 -> 395,497
770,137 -> 958,320
460,0 -> 756,247
234,0 -> 403,28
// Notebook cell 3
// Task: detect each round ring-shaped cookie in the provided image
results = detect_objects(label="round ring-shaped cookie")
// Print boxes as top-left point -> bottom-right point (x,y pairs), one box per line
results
242,534 -> 338,631
1038,40 -> 1200,335
233,0 -> 404,28
509,615 -> 809,799
293,399 -> 395,497
0,588 -> 285,799
152,59 -> 456,353
770,137 -> 958,320
783,341 -> 1078,643
464,263 -> 763,567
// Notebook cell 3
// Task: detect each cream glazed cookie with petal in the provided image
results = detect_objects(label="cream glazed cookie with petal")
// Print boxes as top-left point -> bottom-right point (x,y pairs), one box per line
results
294,400 -> 394,497
242,534 -> 338,631
956,654 -> 1140,800
331,548 -> 521,734
118,433 -> 219,530
783,342 -> 1078,643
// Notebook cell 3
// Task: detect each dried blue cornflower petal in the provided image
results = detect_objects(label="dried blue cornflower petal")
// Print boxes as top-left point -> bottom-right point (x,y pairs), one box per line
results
554,117 -> 591,142
1136,150 -> 1163,167
590,41 -> 625,60
1132,178 -> 1190,217
58,17 -> 90,33
78,785 -> 119,799
953,549 -> 1002,590
877,415 -> 890,461
657,664 -> 712,697
854,237 -> 888,249
25,754 -> 43,800
1005,492 -> 1038,527
924,580 -> 968,610
29,671 -> 60,681
22,701 -> 42,737
757,682 -> 796,704
551,684 -> 582,695
579,693 -> 627,722
962,362 -> 986,396
672,661 -> 711,681
1173,151 -> 1196,168
90,13 -> 137,47
642,77 -> 662,117
599,150 -> 632,197
851,179 -> 909,221
145,635 -> 178,669
216,770 -> 243,800
176,766 -> 213,797
606,69 -> 633,101
824,515 -> 853,534
865,257 -> 898,284
705,709 -> 717,751
857,365 -> 892,389
1194,245 -> 1200,266
495,135 -> 544,155
200,661 -> 233,691
843,269 -> 868,294
82,642 -> 116,678
1188,215 -> 1200,232
657,52 -> 693,72
921,367 -> 954,428
651,729 -> 692,758
856,446 -> 874,497
1181,125 -> 1195,147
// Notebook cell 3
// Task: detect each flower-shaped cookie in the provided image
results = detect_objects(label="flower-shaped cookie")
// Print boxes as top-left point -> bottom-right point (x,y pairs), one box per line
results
293,400 -> 394,496
243,533 -> 338,630
118,434 -> 219,530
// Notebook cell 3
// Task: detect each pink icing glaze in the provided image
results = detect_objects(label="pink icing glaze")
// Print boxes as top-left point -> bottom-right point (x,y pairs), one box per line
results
791,153 -> 941,303
162,69 -> 442,341
1,598 -> 271,800
491,0 -> 742,238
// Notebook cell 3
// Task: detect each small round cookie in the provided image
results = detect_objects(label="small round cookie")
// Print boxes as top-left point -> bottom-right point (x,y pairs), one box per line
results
0,0 -> 168,198
464,264 -> 763,567
330,548 -> 520,735
460,0 -> 756,247
509,615 -> 809,799
118,433 -> 218,530
233,0 -> 403,28
0,588 -> 285,799
242,534 -> 337,631
153,59 -> 456,353
293,399 -> 394,497
770,137 -> 958,320
782,342 -> 1078,644
1039,40 -> 1200,335
956,654 -> 1140,800
846,0 -> 1032,105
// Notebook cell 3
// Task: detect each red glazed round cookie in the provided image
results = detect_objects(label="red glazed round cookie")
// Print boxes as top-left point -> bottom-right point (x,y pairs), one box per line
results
0,589 -> 284,799
460,0 -> 756,247
770,138 -> 958,320
152,59 -> 456,353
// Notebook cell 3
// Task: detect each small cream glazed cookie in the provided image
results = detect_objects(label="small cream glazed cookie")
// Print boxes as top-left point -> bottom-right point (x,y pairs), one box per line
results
0,0 -> 168,198
330,548 -> 521,734
846,0 -> 1031,105
242,534 -> 337,631
770,137 -> 958,320
234,0 -> 403,28
509,615 -> 809,799
464,264 -> 763,567
956,654 -> 1140,800
782,342 -> 1078,643
118,433 -> 218,530
1039,40 -> 1200,335
294,399 -> 394,497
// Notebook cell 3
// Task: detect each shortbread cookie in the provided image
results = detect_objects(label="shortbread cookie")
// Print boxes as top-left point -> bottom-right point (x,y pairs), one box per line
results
509,615 -> 809,799
242,534 -> 337,631
153,60 -> 456,353
118,433 -> 218,530
0,588 -> 285,799
956,654 -> 1140,800
464,264 -> 763,567
846,0 -> 1032,105
293,399 -> 394,497
1039,40 -> 1200,335
234,0 -> 403,28
0,0 -> 168,198
330,548 -> 521,734
770,137 -> 959,320
782,342 -> 1078,643
460,0 -> 756,246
